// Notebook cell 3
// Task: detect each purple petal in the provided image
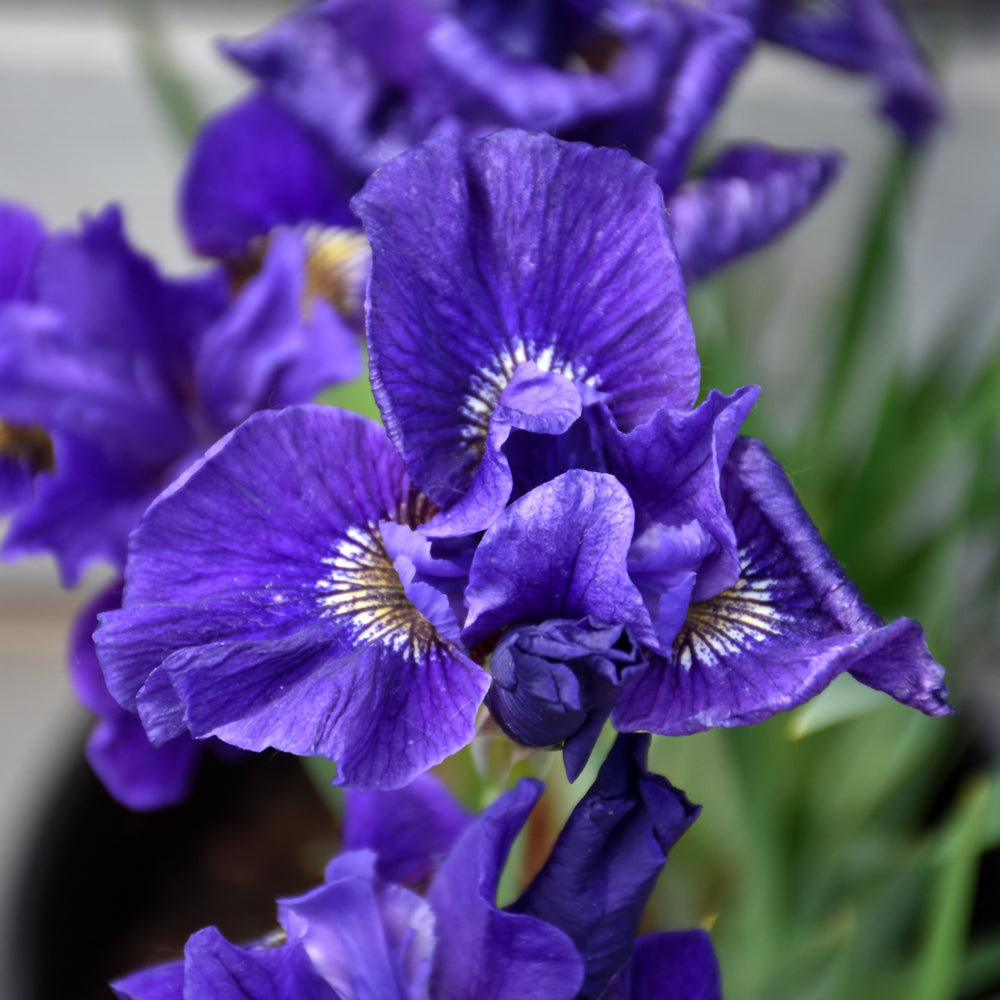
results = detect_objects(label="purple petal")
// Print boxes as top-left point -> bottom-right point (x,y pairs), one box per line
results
463,471 -> 652,646
343,774 -> 473,887
0,206 -> 227,465
637,3 -> 754,192
423,362 -> 589,537
195,229 -> 361,430
627,522 -> 707,651
0,200 -> 45,302
714,0 -> 943,144
427,778 -> 585,1000
223,3 -> 424,178
112,960 -> 186,1000
604,930 -> 722,1000
182,926 -> 333,1000
68,580 -> 200,810
424,12 -> 664,136
613,437 -> 952,735
3,433 -> 160,583
605,386 -> 759,601
96,405 -> 488,789
513,735 -> 699,997
354,128 -> 698,509
279,852 -> 435,1000
666,145 -> 843,283
181,94 -> 356,258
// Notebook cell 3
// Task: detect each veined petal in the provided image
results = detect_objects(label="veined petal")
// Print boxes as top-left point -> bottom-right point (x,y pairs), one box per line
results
183,926 -> 333,1000
463,471 -> 653,646
667,145 -> 843,283
354,128 -> 698,509
613,437 -> 951,734
280,852 -> 436,1000
96,405 -> 489,790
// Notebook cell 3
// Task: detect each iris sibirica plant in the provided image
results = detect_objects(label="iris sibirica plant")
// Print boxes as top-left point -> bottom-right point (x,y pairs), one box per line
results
0,0 -> 962,995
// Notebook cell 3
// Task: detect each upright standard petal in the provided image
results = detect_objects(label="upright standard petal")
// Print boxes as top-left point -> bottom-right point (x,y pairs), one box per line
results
354,129 -> 698,510
462,471 -> 652,646
612,437 -> 952,735
604,385 -> 759,602
96,405 -> 489,790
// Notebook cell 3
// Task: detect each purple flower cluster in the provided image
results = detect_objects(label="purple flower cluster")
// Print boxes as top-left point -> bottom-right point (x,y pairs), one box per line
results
113,736 -> 721,1000
0,202 -> 365,806
96,128 -> 950,794
1,3 -> 950,993
182,0 -> 940,288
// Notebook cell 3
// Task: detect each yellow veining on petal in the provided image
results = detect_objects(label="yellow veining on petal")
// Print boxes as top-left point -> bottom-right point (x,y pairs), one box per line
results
674,548 -> 782,672
315,489 -> 440,656
303,226 -> 371,321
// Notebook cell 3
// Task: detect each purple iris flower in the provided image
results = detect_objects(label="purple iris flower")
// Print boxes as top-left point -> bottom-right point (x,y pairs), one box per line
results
709,0 -> 943,145
359,128 -> 949,747
111,736 -> 718,1000
95,404 -> 490,791
181,0 -> 841,283
97,127 -> 948,787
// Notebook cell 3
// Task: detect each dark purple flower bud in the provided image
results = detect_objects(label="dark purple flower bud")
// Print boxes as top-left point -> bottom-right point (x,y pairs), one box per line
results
513,735 -> 700,998
486,618 -> 647,780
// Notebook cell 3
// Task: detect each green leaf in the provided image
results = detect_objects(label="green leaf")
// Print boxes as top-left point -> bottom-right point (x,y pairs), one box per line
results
913,777 -> 990,1000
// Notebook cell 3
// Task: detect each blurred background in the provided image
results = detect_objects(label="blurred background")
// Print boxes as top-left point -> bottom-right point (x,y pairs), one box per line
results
2,0 -> 1000,997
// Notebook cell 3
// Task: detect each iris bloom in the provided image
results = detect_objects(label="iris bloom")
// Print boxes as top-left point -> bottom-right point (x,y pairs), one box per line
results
181,0 -> 843,283
97,129 -> 948,790
112,736 -> 720,1000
